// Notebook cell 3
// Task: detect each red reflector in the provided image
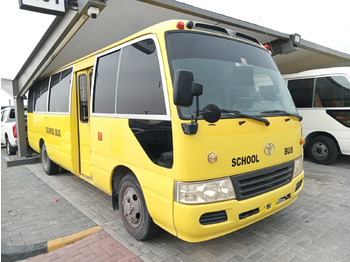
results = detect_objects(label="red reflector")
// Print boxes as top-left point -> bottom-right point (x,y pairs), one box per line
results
98,132 -> 102,141
264,44 -> 270,50
13,124 -> 17,138
176,21 -> 185,30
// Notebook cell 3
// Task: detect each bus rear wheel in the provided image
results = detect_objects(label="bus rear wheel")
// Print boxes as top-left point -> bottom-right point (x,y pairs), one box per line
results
118,173 -> 158,241
307,135 -> 338,165
41,143 -> 58,175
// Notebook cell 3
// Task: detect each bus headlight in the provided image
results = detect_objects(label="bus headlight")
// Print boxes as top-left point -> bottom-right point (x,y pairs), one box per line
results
293,156 -> 303,178
175,178 -> 236,204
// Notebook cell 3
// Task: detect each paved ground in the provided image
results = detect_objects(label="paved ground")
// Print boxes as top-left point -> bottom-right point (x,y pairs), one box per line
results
1,148 -> 350,262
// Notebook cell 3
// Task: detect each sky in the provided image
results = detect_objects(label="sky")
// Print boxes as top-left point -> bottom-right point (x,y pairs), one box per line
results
1,0 -> 350,106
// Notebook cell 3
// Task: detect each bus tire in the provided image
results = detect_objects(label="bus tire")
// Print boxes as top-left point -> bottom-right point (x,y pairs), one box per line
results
41,143 -> 58,175
6,137 -> 17,156
307,135 -> 338,165
119,173 -> 159,241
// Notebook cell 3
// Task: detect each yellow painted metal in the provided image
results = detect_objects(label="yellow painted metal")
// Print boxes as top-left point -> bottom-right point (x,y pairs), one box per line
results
76,68 -> 92,178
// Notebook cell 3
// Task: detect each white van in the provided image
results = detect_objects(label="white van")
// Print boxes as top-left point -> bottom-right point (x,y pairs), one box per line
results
283,67 -> 350,164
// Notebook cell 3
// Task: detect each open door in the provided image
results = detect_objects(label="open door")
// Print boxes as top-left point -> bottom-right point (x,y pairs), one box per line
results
77,69 -> 92,178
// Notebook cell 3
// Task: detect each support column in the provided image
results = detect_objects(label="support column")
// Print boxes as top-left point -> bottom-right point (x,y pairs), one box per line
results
13,80 -> 28,157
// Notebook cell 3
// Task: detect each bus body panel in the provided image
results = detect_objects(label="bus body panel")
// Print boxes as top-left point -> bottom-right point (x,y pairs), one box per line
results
76,69 -> 93,177
298,109 -> 350,155
27,114 -> 41,153
171,117 -> 302,182
28,112 -> 79,174
89,116 -> 176,235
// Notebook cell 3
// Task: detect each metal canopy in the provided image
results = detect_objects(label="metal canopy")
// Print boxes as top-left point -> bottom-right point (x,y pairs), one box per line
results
42,0 -> 350,75
14,0 -> 350,95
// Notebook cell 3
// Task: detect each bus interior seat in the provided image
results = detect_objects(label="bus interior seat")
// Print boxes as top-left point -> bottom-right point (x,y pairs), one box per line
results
129,120 -> 173,168
314,93 -> 323,107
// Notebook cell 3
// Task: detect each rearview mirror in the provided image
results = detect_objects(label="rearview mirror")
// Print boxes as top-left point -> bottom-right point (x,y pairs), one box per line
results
173,70 -> 203,107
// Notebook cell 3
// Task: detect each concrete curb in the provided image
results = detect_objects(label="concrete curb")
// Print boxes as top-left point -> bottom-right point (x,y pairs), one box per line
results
1,226 -> 102,262
3,155 -> 40,167
47,225 -> 102,251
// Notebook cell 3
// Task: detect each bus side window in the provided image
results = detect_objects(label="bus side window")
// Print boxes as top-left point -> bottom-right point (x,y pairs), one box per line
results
28,85 -> 35,113
49,68 -> 72,113
287,78 -> 314,108
315,76 -> 350,107
79,74 -> 89,122
116,39 -> 166,115
34,77 -> 50,112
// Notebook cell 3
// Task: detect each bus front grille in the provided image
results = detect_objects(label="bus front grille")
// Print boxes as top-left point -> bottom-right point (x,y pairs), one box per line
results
231,161 -> 294,201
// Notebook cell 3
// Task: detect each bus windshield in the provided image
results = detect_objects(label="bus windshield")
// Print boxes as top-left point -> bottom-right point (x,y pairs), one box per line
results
166,32 -> 297,119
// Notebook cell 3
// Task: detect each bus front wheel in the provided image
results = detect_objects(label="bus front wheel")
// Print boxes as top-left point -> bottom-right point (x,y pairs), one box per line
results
41,143 -> 58,175
308,135 -> 338,165
118,173 -> 158,241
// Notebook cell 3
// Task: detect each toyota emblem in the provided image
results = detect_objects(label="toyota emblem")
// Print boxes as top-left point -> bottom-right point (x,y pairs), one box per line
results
264,143 -> 275,156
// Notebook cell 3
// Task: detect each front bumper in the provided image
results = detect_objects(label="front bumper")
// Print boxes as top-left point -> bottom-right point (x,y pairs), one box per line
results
173,171 -> 304,242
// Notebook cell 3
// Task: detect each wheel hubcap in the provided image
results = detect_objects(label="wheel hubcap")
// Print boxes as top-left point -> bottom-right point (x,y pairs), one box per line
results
122,187 -> 142,228
312,142 -> 328,160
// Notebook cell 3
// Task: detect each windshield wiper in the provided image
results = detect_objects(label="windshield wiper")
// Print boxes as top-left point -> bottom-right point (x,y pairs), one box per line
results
221,109 -> 270,126
261,110 -> 303,121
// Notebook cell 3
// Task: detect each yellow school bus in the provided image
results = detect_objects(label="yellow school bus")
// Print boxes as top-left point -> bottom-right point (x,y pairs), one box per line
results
27,20 -> 304,242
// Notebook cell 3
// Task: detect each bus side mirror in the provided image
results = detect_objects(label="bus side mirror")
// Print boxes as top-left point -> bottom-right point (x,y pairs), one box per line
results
173,70 -> 203,107
202,104 -> 221,123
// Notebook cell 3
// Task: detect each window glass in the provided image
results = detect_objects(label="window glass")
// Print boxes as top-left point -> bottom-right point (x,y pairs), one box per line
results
315,76 -> 350,107
34,81 -> 40,111
9,109 -> 15,119
93,51 -> 120,113
58,68 -> 72,112
49,73 -> 61,112
287,78 -> 314,108
117,39 -> 166,115
28,85 -> 35,113
34,77 -> 49,112
166,32 -> 296,118
1,110 -> 5,122
79,74 -> 88,122
49,68 -> 72,113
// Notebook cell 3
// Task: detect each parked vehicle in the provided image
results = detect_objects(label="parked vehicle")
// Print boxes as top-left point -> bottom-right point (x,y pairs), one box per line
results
27,20 -> 304,242
1,106 -> 27,155
283,67 -> 350,164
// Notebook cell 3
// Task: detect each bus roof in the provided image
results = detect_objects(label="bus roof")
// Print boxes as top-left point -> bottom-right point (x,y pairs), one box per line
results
283,67 -> 350,79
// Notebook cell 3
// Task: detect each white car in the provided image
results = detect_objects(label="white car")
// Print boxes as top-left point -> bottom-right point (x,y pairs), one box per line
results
1,107 -> 27,155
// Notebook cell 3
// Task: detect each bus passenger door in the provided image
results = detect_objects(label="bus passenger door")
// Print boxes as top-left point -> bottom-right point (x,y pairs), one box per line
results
77,69 -> 92,178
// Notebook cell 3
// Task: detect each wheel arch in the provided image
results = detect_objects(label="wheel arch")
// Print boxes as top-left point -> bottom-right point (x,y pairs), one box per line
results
305,131 -> 340,154
111,165 -> 135,211
38,139 -> 45,160
39,138 -> 45,150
